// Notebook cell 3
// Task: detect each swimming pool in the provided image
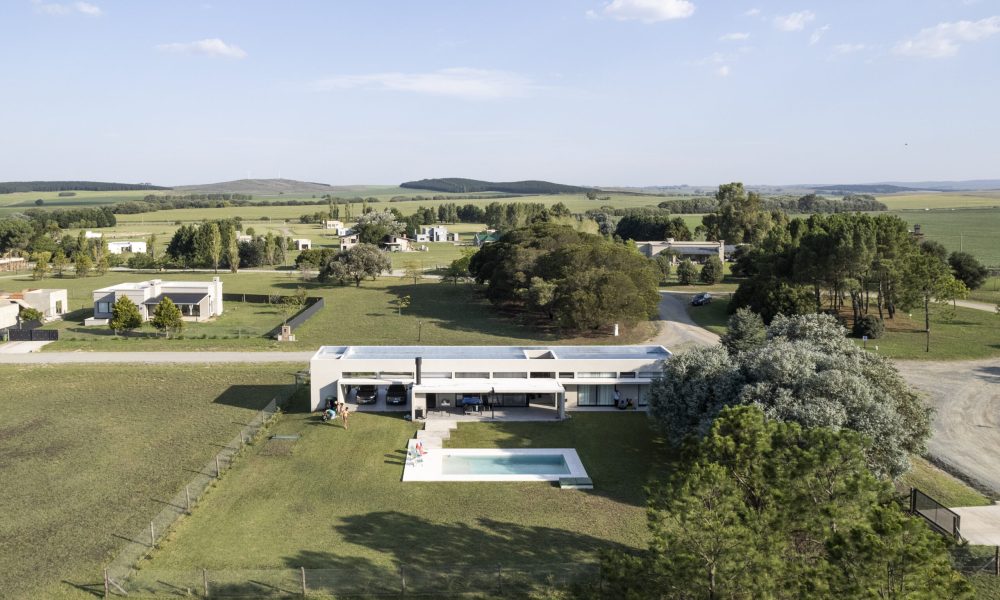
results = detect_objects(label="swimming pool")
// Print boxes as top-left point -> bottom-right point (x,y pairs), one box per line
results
402,447 -> 589,482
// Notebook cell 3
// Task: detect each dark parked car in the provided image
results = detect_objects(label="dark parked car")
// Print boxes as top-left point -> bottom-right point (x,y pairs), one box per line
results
385,383 -> 408,406
691,292 -> 713,306
356,385 -> 378,405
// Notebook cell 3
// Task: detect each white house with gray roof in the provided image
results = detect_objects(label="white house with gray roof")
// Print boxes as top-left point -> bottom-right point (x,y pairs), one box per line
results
309,345 -> 670,419
86,277 -> 223,325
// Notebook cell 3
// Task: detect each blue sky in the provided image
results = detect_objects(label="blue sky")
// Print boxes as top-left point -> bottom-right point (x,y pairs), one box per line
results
1,0 -> 998,186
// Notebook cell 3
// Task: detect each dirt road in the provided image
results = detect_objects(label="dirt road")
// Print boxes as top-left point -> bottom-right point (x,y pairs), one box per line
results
648,292 -> 721,351
895,359 -> 1000,494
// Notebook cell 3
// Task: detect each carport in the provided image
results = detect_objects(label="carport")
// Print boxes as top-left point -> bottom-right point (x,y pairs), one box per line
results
330,377 -> 414,411
410,378 -> 567,421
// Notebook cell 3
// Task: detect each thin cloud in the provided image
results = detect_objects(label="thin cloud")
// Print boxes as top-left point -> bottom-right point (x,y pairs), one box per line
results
720,32 -> 750,41
156,39 -> 248,59
717,65 -> 731,77
32,0 -> 101,16
832,43 -> 866,55
809,25 -> 830,45
599,0 -> 695,23
893,16 -> 1000,58
312,68 -> 532,100
774,10 -> 816,32
745,8 -> 761,17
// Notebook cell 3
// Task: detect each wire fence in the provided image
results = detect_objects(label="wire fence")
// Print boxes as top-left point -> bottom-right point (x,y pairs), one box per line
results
951,545 -> 1000,578
105,393 -> 290,585
106,563 -> 602,598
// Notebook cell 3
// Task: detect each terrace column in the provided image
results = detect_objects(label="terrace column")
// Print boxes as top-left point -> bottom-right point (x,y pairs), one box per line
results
557,391 -> 565,421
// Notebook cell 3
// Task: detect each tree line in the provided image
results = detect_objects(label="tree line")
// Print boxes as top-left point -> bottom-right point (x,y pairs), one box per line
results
0,181 -> 167,194
659,192 -> 888,214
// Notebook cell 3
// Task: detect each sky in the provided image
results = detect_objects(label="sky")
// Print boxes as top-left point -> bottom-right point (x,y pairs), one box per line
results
1,0 -> 998,186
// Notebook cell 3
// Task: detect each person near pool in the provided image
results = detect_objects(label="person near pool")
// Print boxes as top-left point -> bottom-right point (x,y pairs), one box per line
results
613,387 -> 622,408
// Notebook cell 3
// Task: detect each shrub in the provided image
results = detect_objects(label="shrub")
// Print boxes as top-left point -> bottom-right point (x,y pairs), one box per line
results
699,256 -> 724,284
852,314 -> 885,339
676,259 -> 697,285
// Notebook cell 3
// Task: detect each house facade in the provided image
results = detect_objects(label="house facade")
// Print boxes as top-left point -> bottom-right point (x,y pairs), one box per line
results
294,239 -> 312,250
0,288 -> 68,320
380,235 -> 412,252
108,241 -> 147,255
0,302 -> 18,329
636,239 -> 726,264
87,278 -> 223,325
323,220 -> 344,230
339,234 -> 360,252
309,345 -> 671,419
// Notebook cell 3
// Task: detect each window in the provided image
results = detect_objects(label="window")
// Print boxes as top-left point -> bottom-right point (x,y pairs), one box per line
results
492,372 -> 527,379
423,372 -> 452,379
618,372 -> 637,379
455,372 -> 489,379
380,371 -> 414,379
638,385 -> 649,407
577,372 -> 616,379
529,372 -> 554,378
342,372 -> 377,378
577,385 -> 616,406
558,372 -> 575,379
638,371 -> 661,379
97,302 -> 111,314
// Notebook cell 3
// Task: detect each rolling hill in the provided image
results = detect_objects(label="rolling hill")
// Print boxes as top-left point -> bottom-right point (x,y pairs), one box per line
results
174,178 -> 337,195
0,181 -> 168,194
400,178 -> 593,194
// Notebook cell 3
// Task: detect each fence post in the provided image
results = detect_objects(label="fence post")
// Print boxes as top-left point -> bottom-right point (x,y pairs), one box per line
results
186,485 -> 191,514
104,568 -> 109,599
301,566 -> 307,597
216,455 -> 221,477
203,568 -> 209,598
400,565 -> 406,595
497,563 -> 502,595
150,521 -> 155,547
995,546 -> 999,577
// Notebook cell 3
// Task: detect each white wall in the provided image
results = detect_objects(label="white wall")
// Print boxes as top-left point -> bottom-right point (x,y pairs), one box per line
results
0,302 -> 19,329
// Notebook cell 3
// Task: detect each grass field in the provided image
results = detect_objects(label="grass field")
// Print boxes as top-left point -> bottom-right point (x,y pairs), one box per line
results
863,307 -> 1000,360
0,364 -> 301,600
878,192 -> 1000,210
968,277 -> 1000,305
891,208 -> 1000,266
896,456 -> 993,508
686,297 -> 731,335
0,271 -> 656,351
139,411 -> 660,586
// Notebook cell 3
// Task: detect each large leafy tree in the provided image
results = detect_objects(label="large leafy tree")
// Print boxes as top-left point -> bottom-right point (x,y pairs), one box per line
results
901,242 -> 968,352
151,297 -> 184,338
599,406 -> 972,600
700,182 -> 786,245
647,313 -> 929,478
469,223 -> 660,330
109,296 -> 143,336
353,209 -> 404,245
320,243 -> 391,287
948,251 -> 988,290
614,213 -> 692,241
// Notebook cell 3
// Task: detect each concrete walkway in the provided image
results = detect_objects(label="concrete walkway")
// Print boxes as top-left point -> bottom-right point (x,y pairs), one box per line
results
955,504 -> 1000,545
648,291 -> 721,350
0,341 -> 53,354
0,351 -> 313,364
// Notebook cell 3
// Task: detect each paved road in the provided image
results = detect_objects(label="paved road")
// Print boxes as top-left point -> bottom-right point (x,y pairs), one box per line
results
955,299 -> 998,313
648,291 -> 721,351
0,351 -> 314,364
895,359 -> 1000,495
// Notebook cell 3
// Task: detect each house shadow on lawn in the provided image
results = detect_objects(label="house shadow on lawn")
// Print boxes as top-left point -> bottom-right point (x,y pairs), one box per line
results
211,384 -> 298,410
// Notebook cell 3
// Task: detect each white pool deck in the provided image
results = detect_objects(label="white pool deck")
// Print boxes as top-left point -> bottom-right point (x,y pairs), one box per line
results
402,445 -> 589,483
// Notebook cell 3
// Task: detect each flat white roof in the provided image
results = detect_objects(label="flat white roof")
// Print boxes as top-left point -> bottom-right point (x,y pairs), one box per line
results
412,378 -> 565,395
94,280 -> 218,293
315,345 -> 670,361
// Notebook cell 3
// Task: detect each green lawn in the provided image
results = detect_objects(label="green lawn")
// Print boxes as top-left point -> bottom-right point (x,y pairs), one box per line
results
11,271 -> 655,351
896,456 -> 993,508
0,364 -> 301,600
877,192 -> 1000,210
138,411 -> 661,595
891,208 -> 1000,266
686,297 -> 731,335
969,277 -> 1000,305
863,307 -> 1000,360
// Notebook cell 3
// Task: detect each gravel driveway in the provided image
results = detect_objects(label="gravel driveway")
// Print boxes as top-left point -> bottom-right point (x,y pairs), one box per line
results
895,359 -> 1000,495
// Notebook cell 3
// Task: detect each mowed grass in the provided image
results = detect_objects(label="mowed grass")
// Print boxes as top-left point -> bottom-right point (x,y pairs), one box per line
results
0,364 -> 300,600
891,208 -> 1000,266
142,412 -> 661,579
686,296 -> 732,335
863,307 -> 1000,360
895,455 -> 992,508
877,192 -> 1000,210
8,271 -> 656,351
968,277 -> 1000,305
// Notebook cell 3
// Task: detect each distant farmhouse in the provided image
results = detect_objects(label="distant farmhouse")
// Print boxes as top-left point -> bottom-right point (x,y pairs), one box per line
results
636,239 -> 729,264
84,231 -> 103,239
340,234 -> 360,252
0,288 -> 69,322
380,235 -> 413,252
322,220 -> 343,230
415,226 -> 460,243
473,230 -> 500,247
107,241 -> 147,255
294,239 -> 312,251
0,257 -> 27,272
86,278 -> 223,325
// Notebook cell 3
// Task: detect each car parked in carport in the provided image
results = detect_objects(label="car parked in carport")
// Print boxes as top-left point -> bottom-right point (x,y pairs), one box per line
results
356,384 -> 378,405
385,383 -> 408,406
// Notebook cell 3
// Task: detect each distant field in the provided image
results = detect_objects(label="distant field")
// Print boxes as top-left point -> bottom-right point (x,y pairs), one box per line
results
0,190 -> 151,212
877,192 -> 1000,210
891,208 -> 1000,266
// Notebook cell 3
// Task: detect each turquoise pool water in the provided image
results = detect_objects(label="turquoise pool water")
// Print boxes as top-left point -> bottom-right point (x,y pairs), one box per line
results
441,454 -> 571,476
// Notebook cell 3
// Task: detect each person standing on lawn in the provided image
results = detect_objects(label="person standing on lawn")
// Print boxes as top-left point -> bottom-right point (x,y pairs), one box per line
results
338,401 -> 350,430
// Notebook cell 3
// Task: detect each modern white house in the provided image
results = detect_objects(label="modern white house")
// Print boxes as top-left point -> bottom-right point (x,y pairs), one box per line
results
86,278 -> 223,325
294,239 -> 312,251
380,235 -> 412,252
323,220 -> 344,230
339,234 -> 360,251
636,239 -> 726,263
0,288 -> 68,320
84,231 -> 103,239
108,241 -> 147,255
0,301 -> 19,329
416,226 -> 448,242
309,345 -> 671,419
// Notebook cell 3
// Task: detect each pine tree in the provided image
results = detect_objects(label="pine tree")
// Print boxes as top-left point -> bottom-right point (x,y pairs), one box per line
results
74,252 -> 93,278
109,296 -> 143,335
151,297 -> 184,338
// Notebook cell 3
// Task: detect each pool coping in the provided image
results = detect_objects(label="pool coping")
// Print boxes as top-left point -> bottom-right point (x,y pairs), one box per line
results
402,446 -> 588,483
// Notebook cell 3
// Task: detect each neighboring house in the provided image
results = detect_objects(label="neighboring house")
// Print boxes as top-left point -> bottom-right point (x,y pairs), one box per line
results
108,241 -> 147,255
473,231 -> 500,247
380,235 -> 412,252
335,226 -> 353,237
0,257 -> 27,272
236,234 -> 253,243
419,226 -> 449,242
636,239 -> 726,264
0,288 -> 69,320
294,239 -> 312,251
0,302 -> 19,329
323,220 -> 344,230
86,278 -> 223,325
309,345 -> 672,419
447,232 -> 461,242
84,231 -> 103,239
339,234 -> 360,252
